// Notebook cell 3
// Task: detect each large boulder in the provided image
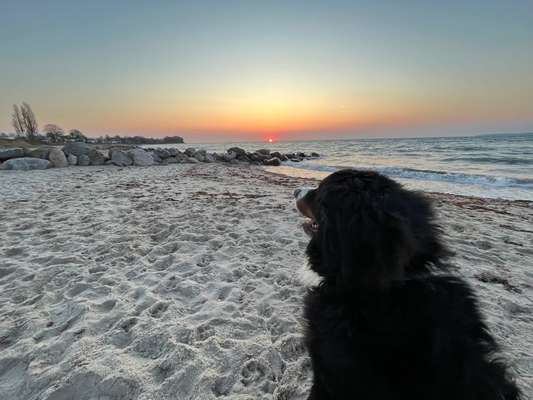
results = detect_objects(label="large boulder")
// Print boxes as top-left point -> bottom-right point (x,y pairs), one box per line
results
150,152 -> 162,164
62,142 -> 90,157
204,153 -> 216,163
184,147 -> 197,157
175,153 -> 190,163
162,157 -> 179,164
110,150 -> 132,166
251,152 -> 270,162
0,157 -> 51,170
271,151 -> 288,161
256,149 -> 270,155
67,154 -> 77,165
26,147 -> 50,159
263,157 -> 281,166
88,149 -> 106,166
128,148 -> 154,166
193,149 -> 207,162
48,148 -> 68,168
154,148 -> 171,159
212,152 -> 225,162
78,154 -> 90,166
0,148 -> 25,161
227,147 -> 246,157
224,151 -> 237,161
167,148 -> 179,157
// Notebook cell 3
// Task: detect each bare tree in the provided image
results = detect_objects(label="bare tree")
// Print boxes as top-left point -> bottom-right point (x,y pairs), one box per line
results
11,104 -> 24,135
20,102 -> 38,139
68,129 -> 87,142
43,124 -> 65,143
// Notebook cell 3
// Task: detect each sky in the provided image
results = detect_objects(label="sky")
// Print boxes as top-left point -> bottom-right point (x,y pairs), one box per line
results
1,1 -> 532,143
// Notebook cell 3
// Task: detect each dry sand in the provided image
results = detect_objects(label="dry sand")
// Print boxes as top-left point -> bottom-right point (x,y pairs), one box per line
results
0,163 -> 531,399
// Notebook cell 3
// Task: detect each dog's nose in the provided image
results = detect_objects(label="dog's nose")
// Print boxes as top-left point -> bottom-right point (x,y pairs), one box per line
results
294,188 -> 301,199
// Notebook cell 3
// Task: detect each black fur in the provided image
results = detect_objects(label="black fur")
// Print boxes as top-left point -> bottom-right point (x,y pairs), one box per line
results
299,169 -> 520,400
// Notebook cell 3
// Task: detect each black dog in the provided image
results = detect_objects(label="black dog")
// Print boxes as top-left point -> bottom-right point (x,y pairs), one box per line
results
294,169 -> 520,400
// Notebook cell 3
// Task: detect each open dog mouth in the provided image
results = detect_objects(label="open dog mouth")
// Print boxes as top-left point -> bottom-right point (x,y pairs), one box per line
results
301,218 -> 319,236
294,187 -> 318,236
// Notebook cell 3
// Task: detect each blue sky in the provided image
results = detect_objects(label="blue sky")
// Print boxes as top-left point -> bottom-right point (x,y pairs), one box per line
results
1,0 -> 532,141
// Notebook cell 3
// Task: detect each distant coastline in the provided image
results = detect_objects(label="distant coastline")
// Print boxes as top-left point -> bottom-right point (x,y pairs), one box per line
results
475,132 -> 533,138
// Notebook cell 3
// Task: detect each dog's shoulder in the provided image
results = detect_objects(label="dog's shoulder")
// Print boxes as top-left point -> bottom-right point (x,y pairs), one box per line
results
303,275 -> 521,399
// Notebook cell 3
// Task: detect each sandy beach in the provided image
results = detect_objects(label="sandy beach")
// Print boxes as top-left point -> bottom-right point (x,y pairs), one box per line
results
0,163 -> 531,399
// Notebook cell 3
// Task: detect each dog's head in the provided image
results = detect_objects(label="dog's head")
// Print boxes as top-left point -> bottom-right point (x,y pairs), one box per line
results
295,169 -> 448,291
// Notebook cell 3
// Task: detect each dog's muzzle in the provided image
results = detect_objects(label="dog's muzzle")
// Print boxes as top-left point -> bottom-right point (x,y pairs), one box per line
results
294,187 -> 313,201
294,187 -> 318,235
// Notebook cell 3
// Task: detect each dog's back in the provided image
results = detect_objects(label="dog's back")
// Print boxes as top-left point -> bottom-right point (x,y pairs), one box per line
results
304,275 -> 521,400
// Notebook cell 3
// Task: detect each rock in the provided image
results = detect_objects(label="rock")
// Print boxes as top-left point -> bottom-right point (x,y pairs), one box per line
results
0,157 -> 51,170
88,149 -> 106,166
184,147 -> 197,157
193,149 -> 206,162
311,152 -> 319,157
270,152 -> 288,161
48,148 -> 69,168
175,153 -> 190,163
236,153 -> 250,162
128,148 -> 154,166
0,148 -> 25,161
77,154 -> 90,166
67,154 -> 77,165
154,148 -> 171,159
286,152 -> 303,161
225,151 -> 237,161
162,157 -> 179,164
110,150 -> 132,166
150,152 -> 162,164
211,153 -> 222,161
167,148 -> 179,157
263,157 -> 281,166
186,157 -> 200,163
256,149 -> 270,155
204,153 -> 216,163
227,147 -> 246,157
62,142 -> 90,157
252,152 -> 270,162
25,147 -> 50,159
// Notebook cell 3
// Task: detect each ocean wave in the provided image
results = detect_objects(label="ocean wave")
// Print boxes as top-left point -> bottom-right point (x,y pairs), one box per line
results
283,161 -> 533,189
440,156 -> 533,165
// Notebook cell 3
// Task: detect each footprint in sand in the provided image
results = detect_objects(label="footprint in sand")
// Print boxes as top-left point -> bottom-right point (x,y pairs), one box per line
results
476,240 -> 493,250
66,283 -> 91,298
92,298 -> 117,312
277,334 -> 306,362
44,372 -> 140,400
149,301 -> 169,318
240,359 -> 270,387
131,333 -> 173,359
451,224 -> 465,233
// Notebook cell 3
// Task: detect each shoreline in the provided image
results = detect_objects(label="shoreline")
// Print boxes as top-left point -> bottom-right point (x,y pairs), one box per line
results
0,163 -> 531,398
262,165 -> 533,207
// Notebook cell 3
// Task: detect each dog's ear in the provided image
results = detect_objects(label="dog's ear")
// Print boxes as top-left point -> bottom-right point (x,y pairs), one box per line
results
319,197 -> 415,291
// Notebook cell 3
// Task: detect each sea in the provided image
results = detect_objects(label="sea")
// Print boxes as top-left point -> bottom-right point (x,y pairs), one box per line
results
152,133 -> 533,201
